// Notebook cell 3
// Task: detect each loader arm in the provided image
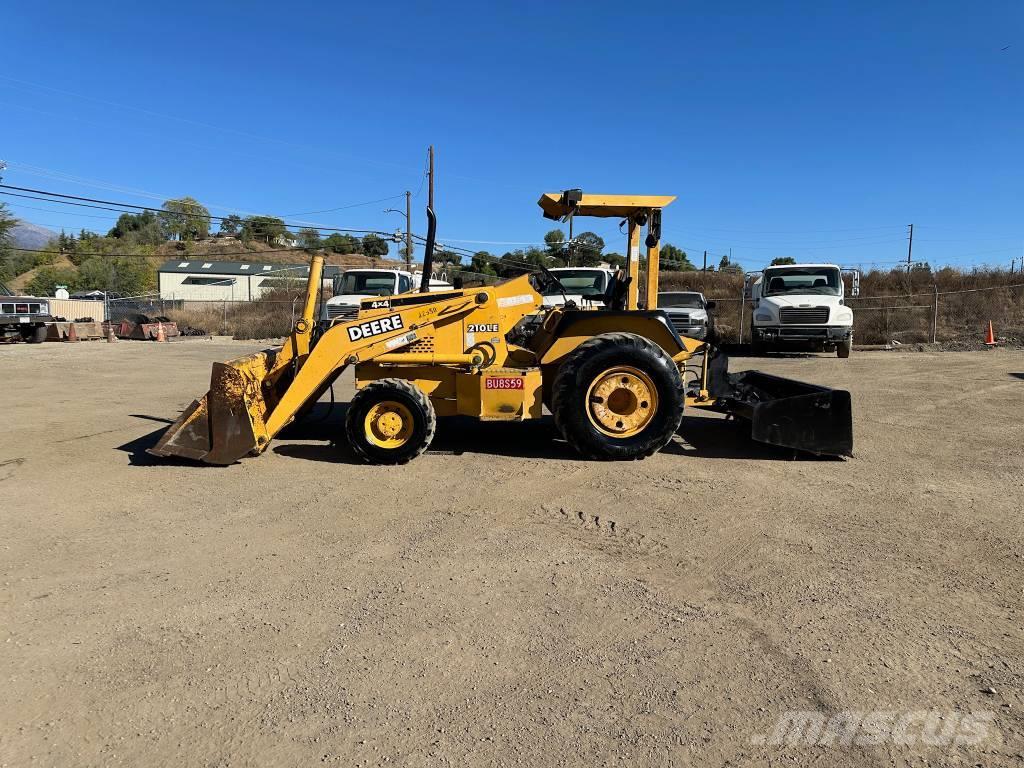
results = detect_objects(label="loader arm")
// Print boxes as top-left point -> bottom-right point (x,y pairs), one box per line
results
149,281 -> 490,465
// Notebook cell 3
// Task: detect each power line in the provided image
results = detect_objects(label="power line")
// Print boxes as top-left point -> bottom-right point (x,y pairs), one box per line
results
283,193 -> 407,217
0,184 -> 396,236
9,246 -> 345,261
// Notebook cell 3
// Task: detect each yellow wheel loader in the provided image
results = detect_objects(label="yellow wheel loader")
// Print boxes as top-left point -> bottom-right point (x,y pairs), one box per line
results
149,193 -> 853,465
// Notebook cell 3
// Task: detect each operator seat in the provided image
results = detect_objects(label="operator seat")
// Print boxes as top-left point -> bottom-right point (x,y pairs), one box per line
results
603,269 -> 632,310
769,277 -> 785,291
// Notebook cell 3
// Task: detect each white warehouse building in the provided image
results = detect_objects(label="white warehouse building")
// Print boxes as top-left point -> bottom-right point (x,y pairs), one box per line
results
157,260 -> 342,301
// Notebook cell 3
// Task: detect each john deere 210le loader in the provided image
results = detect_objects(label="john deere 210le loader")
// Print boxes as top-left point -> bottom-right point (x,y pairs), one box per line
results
150,192 -> 852,465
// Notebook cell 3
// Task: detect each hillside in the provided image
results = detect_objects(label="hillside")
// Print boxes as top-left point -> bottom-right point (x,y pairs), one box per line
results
4,224 -> 408,297
10,221 -> 57,250
146,237 -> 406,269
8,254 -> 78,293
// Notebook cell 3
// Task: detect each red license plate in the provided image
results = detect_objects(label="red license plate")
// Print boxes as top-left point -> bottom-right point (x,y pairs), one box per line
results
485,377 -> 523,390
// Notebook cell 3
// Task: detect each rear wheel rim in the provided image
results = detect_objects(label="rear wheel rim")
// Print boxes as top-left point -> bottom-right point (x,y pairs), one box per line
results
364,401 -> 414,449
585,366 -> 658,438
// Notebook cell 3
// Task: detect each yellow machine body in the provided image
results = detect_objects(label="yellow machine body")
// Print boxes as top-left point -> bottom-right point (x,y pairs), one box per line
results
150,191 -> 853,464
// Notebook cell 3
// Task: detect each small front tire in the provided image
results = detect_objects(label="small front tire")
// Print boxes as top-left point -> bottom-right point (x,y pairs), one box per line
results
344,379 -> 436,464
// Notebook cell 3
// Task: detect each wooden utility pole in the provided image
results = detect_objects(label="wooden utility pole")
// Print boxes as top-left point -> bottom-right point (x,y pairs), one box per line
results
405,190 -> 413,272
428,145 -> 435,210
906,224 -> 914,271
906,223 -> 914,297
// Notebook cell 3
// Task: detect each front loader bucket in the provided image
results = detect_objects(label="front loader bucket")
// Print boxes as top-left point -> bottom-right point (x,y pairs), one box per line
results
148,351 -> 279,465
720,370 -> 853,457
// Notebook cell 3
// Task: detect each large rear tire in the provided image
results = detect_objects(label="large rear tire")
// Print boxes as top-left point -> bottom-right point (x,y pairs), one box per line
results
552,332 -> 684,460
344,379 -> 436,464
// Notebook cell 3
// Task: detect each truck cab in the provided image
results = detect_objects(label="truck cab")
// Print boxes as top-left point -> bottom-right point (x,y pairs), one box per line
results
541,267 -> 616,308
657,291 -> 715,341
748,263 -> 859,358
0,283 -> 53,343
321,269 -> 450,324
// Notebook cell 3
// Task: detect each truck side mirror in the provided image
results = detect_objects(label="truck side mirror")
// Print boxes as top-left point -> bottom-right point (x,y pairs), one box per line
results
706,301 -> 717,310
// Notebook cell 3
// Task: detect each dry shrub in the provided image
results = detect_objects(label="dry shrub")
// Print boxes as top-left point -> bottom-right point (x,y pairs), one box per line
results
165,288 -> 312,340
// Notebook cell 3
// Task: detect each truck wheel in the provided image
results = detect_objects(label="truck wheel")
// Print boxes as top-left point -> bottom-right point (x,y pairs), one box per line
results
344,379 -> 436,464
552,333 -> 684,460
26,326 -> 48,344
751,332 -> 765,356
837,336 -> 852,358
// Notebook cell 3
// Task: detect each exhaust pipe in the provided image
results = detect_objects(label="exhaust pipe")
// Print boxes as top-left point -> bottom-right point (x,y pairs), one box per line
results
419,207 -> 437,293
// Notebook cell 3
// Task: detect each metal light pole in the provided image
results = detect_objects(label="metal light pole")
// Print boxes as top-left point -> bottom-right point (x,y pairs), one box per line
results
384,202 -> 411,271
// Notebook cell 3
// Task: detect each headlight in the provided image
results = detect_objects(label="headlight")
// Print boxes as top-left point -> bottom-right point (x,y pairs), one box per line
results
836,309 -> 853,322
39,302 -> 49,314
755,312 -> 773,322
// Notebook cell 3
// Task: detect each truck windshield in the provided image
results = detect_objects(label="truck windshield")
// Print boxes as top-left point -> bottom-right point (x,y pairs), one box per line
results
335,272 -> 397,296
543,270 -> 607,297
763,267 -> 840,296
658,293 -> 703,308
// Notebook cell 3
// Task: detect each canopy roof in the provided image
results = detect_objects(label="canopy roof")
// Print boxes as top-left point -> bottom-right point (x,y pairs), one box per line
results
538,193 -> 676,220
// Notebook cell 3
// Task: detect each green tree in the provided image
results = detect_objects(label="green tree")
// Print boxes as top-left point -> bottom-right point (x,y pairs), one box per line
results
323,233 -> 361,254
470,251 -> 498,277
75,256 -> 155,295
660,243 -> 695,271
572,231 -> 605,267
0,201 -> 16,262
108,210 -> 164,245
604,252 -> 625,269
219,215 -> 243,236
361,233 -> 389,258
523,246 -> 549,269
160,197 -> 211,241
435,249 -> 462,267
544,229 -> 566,261
241,216 -> 287,244
297,227 -> 322,251
26,266 -> 79,296
718,254 -> 743,274
770,256 -> 796,266
498,250 -> 528,277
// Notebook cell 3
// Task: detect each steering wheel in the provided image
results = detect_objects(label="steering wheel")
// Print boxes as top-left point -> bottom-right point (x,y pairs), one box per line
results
534,264 -> 569,304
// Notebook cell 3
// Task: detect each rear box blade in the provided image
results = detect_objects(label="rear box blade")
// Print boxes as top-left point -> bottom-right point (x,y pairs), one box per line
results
727,370 -> 853,457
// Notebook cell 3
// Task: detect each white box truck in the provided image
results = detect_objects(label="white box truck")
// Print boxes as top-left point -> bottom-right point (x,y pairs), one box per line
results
748,263 -> 859,358
321,269 -> 451,325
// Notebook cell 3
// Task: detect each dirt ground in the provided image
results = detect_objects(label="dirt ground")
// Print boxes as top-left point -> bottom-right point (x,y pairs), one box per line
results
1,340 -> 1022,767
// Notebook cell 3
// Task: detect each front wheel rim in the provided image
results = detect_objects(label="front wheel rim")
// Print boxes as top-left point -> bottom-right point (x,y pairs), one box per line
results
585,365 -> 658,438
364,400 -> 415,449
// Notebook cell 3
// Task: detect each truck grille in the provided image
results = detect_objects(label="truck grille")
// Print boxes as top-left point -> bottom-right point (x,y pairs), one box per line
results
2,303 -> 43,314
327,304 -> 359,320
667,314 -> 691,332
780,307 -> 829,324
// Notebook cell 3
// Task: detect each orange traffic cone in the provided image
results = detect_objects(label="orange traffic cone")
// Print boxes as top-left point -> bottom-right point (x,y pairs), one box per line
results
65,323 -> 79,343
984,321 -> 997,346
155,322 -> 167,343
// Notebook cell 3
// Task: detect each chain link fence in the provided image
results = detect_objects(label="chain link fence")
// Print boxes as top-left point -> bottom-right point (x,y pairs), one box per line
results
108,295 -> 302,338
108,281 -> 1024,346
700,282 -> 1024,346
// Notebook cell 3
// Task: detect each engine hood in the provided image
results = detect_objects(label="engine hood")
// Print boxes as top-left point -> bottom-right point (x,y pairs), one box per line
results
542,295 -> 605,308
760,295 -> 843,308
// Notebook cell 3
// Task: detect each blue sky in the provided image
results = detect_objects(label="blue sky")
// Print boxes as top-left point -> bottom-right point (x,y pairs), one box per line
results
1,1 -> 1021,270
